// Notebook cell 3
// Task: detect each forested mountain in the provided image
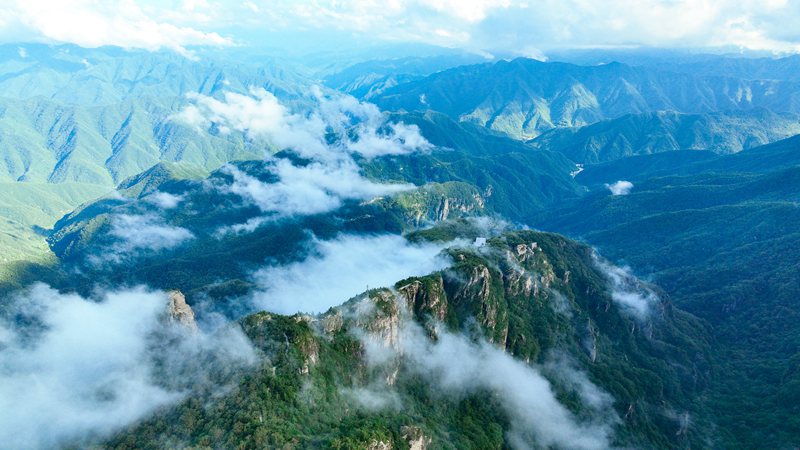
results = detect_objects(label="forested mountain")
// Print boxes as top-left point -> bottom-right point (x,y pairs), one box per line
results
534,134 -> 800,447
3,38 -> 800,450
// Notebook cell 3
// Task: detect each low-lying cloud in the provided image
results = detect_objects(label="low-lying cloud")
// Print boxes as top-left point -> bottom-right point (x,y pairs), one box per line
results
250,234 -> 450,315
0,284 -> 255,450
606,180 -> 634,196
89,213 -> 194,264
221,160 -> 410,218
175,87 -> 430,225
145,191 -> 185,209
357,304 -> 615,450
594,255 -> 658,320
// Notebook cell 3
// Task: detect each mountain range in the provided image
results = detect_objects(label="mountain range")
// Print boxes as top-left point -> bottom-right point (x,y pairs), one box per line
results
3,45 -> 800,449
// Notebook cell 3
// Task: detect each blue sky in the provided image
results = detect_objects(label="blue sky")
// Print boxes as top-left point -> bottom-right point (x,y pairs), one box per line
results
1,0 -> 799,57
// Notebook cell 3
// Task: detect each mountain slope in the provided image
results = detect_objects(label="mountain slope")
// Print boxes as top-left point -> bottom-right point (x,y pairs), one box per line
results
103,229 -> 715,449
534,135 -> 800,448
373,58 -> 800,139
529,109 -> 800,164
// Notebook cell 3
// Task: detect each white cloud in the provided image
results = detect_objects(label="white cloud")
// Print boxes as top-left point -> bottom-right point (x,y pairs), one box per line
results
1,0 -> 231,56
16,46 -> 26,58
234,0 -> 800,55
92,213 -> 194,264
606,180 -> 633,196
594,256 -> 659,320
2,1 -> 800,55
176,87 -> 431,160
0,284 -> 255,450
176,88 -> 429,224
357,307 -> 614,450
250,234 -> 450,314
221,161 -> 410,218
145,192 -> 185,209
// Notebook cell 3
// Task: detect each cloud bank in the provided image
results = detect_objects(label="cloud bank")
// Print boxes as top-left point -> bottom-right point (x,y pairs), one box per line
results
177,88 -> 429,223
0,284 -> 255,450
251,234 -> 450,315
0,0 -> 231,57
3,1 -> 800,56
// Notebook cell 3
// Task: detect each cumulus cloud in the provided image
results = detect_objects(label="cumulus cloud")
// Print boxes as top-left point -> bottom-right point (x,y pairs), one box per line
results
0,0 -> 231,57
594,256 -> 659,320
3,1 -> 800,55
357,307 -> 614,450
0,284 -> 255,450
175,87 -> 430,160
176,87 -> 429,225
251,0 -> 800,54
221,160 -> 410,218
250,234 -> 449,315
606,180 -> 633,196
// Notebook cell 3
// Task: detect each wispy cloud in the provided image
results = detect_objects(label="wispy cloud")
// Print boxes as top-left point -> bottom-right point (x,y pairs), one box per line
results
145,192 -> 185,210
594,255 -> 659,320
177,87 -> 429,225
89,213 -> 194,264
250,234 -> 450,315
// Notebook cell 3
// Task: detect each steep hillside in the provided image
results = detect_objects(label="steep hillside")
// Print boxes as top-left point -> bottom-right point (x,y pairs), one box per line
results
529,109 -> 800,163
374,58 -> 800,139
0,44 -> 316,269
38,118 -> 581,295
103,229 -> 715,449
534,136 -> 800,448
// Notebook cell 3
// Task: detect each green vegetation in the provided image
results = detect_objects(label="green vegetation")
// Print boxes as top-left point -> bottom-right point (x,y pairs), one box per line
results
102,230 -> 714,449
535,135 -> 800,448
374,58 -> 800,140
529,109 -> 800,164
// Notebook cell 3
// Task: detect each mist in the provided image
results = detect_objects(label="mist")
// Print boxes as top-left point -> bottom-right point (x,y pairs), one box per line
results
250,234 -> 450,315
176,87 -> 430,224
355,301 -> 615,450
0,284 -> 255,450
594,255 -> 659,320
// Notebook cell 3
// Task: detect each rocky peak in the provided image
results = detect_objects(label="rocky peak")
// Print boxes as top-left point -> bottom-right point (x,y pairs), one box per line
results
166,290 -> 197,331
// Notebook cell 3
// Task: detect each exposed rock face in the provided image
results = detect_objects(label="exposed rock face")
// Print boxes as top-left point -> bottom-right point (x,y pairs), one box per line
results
397,276 -> 448,322
359,291 -> 403,352
401,426 -> 431,450
166,290 -> 197,331
367,440 -> 392,450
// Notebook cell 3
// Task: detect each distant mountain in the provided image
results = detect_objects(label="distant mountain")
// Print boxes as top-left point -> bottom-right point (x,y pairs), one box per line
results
0,44 -> 310,105
529,109 -> 800,163
324,53 -> 489,99
550,50 -> 800,82
373,57 -> 800,139
0,44 -> 316,266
